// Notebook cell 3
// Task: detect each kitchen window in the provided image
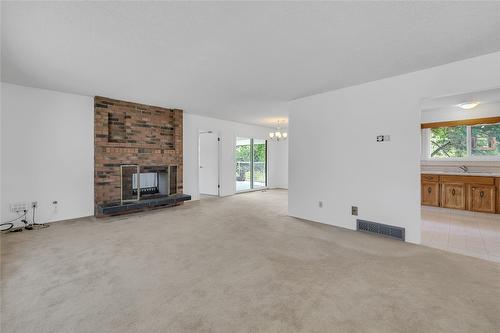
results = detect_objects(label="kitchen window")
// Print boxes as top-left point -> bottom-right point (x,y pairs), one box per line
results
471,123 -> 500,156
421,121 -> 500,160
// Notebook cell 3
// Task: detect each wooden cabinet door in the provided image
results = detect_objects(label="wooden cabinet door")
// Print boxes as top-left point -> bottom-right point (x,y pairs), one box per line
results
421,182 -> 439,206
441,183 -> 466,210
496,178 -> 500,214
470,185 -> 496,213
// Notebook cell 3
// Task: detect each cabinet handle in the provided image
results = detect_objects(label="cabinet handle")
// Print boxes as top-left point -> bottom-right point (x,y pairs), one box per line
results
427,187 -> 432,194
480,191 -> 485,198
452,189 -> 456,196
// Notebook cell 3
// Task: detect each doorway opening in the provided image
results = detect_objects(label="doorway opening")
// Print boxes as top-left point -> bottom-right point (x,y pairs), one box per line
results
419,87 -> 500,262
235,137 -> 267,192
199,130 -> 220,198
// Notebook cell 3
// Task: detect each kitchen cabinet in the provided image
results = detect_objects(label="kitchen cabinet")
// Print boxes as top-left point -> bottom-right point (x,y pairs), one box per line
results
441,183 -> 466,210
421,175 -> 439,207
421,182 -> 440,207
496,178 -> 500,213
469,185 -> 496,213
422,182 -> 440,207
421,174 -> 500,214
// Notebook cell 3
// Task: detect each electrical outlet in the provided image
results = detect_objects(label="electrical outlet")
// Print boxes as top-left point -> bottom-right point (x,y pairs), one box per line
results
318,201 -> 323,208
10,202 -> 28,213
352,206 -> 358,216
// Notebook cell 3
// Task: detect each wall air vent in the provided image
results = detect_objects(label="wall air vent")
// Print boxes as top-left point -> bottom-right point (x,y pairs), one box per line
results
356,219 -> 405,241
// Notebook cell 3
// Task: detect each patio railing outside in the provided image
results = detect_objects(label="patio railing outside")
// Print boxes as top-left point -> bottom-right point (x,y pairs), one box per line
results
236,161 -> 266,191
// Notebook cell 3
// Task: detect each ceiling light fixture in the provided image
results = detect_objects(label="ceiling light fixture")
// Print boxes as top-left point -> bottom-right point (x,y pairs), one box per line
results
457,102 -> 480,110
269,120 -> 288,141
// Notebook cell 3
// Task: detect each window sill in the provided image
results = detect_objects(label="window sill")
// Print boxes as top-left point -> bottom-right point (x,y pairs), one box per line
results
421,159 -> 500,166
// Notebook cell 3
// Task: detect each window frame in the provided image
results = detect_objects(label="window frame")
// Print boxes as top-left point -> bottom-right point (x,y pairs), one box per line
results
421,122 -> 500,161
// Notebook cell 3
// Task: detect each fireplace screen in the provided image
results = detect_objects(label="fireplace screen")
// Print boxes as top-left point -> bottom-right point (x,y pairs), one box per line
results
120,165 -> 177,204
121,165 -> 140,202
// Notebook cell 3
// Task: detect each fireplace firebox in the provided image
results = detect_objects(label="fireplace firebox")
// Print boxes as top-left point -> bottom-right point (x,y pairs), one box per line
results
120,165 -> 178,204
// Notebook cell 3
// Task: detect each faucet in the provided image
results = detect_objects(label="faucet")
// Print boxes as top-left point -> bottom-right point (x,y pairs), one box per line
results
459,165 -> 468,173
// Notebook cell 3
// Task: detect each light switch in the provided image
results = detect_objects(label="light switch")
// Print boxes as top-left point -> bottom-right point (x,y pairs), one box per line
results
377,135 -> 390,142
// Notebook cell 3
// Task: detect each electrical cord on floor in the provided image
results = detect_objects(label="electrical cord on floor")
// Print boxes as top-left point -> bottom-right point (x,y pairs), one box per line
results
0,211 -> 27,232
28,204 -> 49,230
1,206 -> 49,233
0,222 -> 14,232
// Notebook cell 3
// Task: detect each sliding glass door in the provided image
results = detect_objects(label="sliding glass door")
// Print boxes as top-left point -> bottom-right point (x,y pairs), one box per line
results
252,139 -> 267,189
235,137 -> 267,192
236,137 -> 252,191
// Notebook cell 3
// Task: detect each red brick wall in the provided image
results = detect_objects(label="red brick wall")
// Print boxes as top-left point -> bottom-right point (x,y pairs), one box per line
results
94,96 -> 183,211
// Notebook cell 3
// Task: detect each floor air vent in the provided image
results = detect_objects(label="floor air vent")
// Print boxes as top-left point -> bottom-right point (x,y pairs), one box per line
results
356,219 -> 405,241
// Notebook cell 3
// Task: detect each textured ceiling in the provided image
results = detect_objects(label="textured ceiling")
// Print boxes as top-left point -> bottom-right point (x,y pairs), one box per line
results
2,2 -> 500,126
421,88 -> 500,111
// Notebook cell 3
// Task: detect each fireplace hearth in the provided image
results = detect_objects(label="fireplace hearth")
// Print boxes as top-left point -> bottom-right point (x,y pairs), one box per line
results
96,165 -> 189,216
96,193 -> 190,216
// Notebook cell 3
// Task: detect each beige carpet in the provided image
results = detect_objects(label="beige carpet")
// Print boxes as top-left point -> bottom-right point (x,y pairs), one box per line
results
1,189 -> 499,333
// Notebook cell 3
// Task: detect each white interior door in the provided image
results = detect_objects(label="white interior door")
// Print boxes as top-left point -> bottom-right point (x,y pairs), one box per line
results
199,131 -> 219,196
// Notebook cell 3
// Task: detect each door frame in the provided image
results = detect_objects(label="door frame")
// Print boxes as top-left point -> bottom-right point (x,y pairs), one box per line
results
235,137 -> 268,193
198,129 -> 221,197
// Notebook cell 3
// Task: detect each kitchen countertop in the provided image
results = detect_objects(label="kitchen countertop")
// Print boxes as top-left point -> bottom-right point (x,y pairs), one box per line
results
421,171 -> 500,177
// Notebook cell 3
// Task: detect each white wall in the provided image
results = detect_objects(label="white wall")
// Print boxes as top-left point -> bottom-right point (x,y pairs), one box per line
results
268,139 -> 288,189
288,52 -> 500,244
1,83 -> 94,225
183,113 -> 288,200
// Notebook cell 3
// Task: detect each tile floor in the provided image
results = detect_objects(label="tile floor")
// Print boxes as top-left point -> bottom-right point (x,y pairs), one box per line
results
422,206 -> 500,262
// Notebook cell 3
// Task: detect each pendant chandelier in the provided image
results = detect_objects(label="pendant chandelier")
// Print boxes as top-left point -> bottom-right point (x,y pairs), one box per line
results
269,120 -> 288,141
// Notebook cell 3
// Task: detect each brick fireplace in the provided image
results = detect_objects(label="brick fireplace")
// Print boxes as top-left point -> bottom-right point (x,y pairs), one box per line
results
94,96 -> 189,216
